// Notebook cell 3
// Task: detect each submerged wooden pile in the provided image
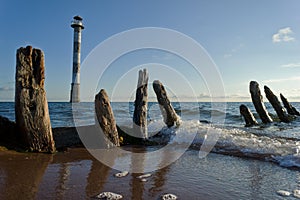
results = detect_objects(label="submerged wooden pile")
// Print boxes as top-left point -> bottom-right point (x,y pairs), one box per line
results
240,81 -> 299,126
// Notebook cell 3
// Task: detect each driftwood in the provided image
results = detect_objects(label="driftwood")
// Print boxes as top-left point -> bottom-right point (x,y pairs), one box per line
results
153,80 -> 179,127
280,93 -> 300,116
249,81 -> 273,123
15,46 -> 55,153
239,104 -> 258,127
264,86 -> 291,123
95,89 -> 120,147
241,81 -> 298,126
133,69 -> 149,139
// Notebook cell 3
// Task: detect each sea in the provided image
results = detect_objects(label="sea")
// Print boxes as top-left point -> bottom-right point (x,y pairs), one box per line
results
1,102 -> 300,199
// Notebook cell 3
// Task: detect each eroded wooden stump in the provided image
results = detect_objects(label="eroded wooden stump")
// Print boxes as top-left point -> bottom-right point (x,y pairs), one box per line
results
95,89 -> 120,147
264,86 -> 291,123
133,69 -> 149,139
15,46 -> 55,153
249,81 -> 273,123
153,80 -> 179,127
239,104 -> 258,127
280,93 -> 300,116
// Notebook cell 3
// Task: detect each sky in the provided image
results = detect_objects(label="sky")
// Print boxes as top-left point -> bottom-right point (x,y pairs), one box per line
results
1,0 -> 300,102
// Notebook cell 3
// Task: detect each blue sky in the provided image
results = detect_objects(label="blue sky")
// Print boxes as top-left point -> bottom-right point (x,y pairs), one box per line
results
1,0 -> 300,102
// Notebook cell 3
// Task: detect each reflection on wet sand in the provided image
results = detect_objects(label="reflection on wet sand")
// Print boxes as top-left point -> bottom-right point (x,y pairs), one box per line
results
0,152 -> 53,200
248,161 -> 264,200
86,158 -> 113,197
0,147 -> 171,199
0,147 -> 189,199
55,163 -> 70,200
0,148 -> 115,199
128,146 -> 175,199
130,147 -> 146,200
0,147 -> 297,199
150,148 -> 174,195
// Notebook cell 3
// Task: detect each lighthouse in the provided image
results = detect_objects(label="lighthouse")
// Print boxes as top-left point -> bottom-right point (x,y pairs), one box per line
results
70,15 -> 84,103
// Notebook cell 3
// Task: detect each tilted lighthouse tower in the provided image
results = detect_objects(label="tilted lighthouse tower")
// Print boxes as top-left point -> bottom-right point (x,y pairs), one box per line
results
70,15 -> 84,103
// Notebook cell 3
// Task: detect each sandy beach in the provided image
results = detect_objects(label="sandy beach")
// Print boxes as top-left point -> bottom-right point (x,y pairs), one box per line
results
0,147 -> 299,200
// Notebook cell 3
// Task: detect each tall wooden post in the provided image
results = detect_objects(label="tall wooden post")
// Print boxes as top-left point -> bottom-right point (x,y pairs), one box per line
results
133,69 -> 149,139
264,86 -> 291,123
280,93 -> 300,116
15,46 -> 55,153
95,89 -> 120,147
153,80 -> 179,127
249,81 -> 273,123
240,104 -> 258,127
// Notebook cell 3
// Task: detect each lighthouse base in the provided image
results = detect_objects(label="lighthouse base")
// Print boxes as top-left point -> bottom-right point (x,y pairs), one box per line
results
70,83 -> 80,103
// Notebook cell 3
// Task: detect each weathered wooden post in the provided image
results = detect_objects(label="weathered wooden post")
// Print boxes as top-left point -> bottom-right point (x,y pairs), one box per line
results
280,93 -> 300,116
249,81 -> 273,123
153,80 -> 179,127
264,86 -> 292,123
95,89 -> 120,147
239,104 -> 258,127
133,69 -> 149,139
15,46 -> 55,153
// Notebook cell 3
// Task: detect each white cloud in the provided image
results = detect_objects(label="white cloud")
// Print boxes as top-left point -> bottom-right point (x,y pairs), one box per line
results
226,94 -> 251,102
223,54 -> 232,58
223,43 -> 244,59
262,76 -> 300,83
281,62 -> 300,68
151,52 -> 175,60
0,86 -> 13,91
0,82 -> 14,92
272,27 -> 295,43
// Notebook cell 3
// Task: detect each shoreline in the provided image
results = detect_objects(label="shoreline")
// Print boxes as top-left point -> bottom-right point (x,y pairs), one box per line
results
0,121 -> 299,171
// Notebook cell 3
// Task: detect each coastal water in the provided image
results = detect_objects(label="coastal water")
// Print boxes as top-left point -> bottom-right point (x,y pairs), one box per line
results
2,101 -> 300,130
1,102 -> 300,199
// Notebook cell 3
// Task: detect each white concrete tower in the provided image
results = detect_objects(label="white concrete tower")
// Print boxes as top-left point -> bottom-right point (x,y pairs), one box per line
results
70,15 -> 84,103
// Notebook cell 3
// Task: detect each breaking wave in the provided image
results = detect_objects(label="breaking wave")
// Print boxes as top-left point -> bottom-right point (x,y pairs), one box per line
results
148,119 -> 300,169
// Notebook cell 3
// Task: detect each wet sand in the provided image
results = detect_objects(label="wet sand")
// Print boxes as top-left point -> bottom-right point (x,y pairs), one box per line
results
0,147 -> 299,200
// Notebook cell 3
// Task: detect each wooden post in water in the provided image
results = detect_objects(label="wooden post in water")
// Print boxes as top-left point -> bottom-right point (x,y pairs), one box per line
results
153,80 -> 179,127
239,104 -> 258,127
264,86 -> 292,123
133,69 -> 149,139
15,46 -> 55,153
280,93 -> 300,116
249,81 -> 273,123
95,89 -> 120,147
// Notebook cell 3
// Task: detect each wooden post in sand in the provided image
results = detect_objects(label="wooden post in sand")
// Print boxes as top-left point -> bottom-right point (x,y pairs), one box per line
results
153,80 -> 179,127
264,86 -> 292,123
15,46 -> 55,153
133,69 -> 149,139
249,81 -> 273,123
280,93 -> 300,116
95,89 -> 120,147
239,104 -> 258,127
